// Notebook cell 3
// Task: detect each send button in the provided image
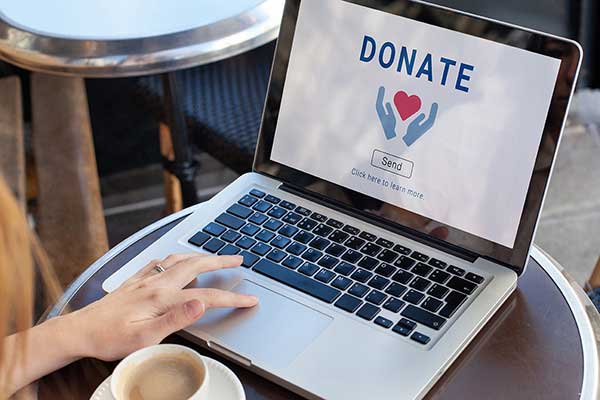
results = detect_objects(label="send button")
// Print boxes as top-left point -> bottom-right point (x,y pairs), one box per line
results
371,150 -> 414,179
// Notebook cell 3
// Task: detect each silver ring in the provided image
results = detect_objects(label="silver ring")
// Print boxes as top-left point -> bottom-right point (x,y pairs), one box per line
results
153,264 -> 166,274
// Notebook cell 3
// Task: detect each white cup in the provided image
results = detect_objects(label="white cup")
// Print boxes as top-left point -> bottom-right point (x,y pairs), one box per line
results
110,344 -> 210,400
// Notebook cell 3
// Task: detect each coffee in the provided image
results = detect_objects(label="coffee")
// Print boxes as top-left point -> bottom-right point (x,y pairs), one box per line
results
119,352 -> 205,400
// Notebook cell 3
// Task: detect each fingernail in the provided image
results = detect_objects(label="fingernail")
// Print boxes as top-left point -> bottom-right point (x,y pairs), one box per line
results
184,300 -> 205,319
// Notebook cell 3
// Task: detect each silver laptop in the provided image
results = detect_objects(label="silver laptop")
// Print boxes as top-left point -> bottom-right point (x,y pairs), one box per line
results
103,0 -> 581,398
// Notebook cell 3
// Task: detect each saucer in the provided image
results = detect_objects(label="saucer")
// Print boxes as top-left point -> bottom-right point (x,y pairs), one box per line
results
90,356 -> 245,400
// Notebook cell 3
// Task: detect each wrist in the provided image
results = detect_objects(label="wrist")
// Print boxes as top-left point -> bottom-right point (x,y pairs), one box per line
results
48,312 -> 92,361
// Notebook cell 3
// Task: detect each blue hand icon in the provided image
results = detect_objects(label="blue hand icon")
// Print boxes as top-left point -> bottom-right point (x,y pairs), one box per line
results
376,86 -> 397,140
403,102 -> 438,147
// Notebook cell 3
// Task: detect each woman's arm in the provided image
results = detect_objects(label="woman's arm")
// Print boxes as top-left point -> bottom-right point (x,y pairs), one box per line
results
2,254 -> 257,396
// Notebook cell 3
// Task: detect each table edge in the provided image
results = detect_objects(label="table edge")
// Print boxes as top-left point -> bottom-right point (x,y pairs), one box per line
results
45,208 -> 600,400
0,0 -> 283,77
531,246 -> 600,400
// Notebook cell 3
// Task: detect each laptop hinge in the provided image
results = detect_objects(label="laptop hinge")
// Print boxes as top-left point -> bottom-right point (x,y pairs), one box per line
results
278,182 -> 478,263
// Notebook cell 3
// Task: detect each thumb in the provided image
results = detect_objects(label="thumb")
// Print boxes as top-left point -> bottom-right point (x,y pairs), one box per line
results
153,299 -> 206,336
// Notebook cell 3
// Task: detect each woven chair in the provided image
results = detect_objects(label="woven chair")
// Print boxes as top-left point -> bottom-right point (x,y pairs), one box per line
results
131,41 -> 275,176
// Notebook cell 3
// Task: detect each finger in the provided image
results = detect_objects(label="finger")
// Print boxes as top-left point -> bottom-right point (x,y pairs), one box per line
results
156,255 -> 244,289
149,299 -> 206,338
377,86 -> 385,102
429,102 -> 439,120
181,288 -> 259,309
412,113 -> 426,126
385,102 -> 395,119
124,254 -> 206,286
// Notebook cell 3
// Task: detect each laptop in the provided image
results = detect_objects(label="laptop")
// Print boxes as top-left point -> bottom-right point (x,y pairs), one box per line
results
103,0 -> 581,398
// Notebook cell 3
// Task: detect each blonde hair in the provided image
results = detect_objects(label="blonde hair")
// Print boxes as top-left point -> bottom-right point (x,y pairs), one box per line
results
0,176 -> 61,397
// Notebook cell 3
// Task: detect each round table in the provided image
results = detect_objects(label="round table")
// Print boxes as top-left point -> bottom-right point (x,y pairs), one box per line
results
38,204 -> 600,400
0,0 -> 284,209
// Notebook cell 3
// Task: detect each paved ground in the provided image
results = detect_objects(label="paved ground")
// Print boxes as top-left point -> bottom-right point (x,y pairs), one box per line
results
101,125 -> 600,288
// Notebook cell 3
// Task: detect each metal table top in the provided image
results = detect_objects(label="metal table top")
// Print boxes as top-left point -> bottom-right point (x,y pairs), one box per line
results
0,0 -> 283,77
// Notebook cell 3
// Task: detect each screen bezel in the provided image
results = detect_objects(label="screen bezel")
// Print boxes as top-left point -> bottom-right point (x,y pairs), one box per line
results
254,0 -> 582,274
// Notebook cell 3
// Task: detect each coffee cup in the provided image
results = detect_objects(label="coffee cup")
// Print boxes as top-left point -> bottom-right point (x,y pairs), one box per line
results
110,344 -> 210,400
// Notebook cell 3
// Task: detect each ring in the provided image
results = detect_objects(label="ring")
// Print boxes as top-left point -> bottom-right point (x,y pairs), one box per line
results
153,264 -> 166,274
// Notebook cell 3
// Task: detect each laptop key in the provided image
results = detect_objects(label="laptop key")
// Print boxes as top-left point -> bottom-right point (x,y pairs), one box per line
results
410,277 -> 432,292
366,290 -> 387,305
359,231 -> 377,242
428,284 -> 449,299
203,238 -> 226,253
314,224 -> 334,237
315,269 -> 336,283
357,304 -> 381,321
411,332 -> 431,345
345,236 -> 366,250
332,276 -> 353,290
253,259 -> 341,303
361,242 -> 382,256
299,262 -> 320,276
428,258 -> 447,269
287,242 -> 307,256
411,251 -> 429,262
378,249 -> 399,263
318,255 -> 339,269
447,266 -> 466,276
383,298 -> 405,313
392,270 -> 414,285
253,200 -> 272,213
351,268 -> 373,283
218,244 -> 241,256
236,236 -> 257,250
294,230 -> 314,244
249,212 -> 268,225
430,269 -> 451,284
251,242 -> 271,256
240,251 -> 259,268
439,291 -> 468,318
393,244 -> 412,255
375,263 -> 396,277
295,206 -> 312,216
227,203 -> 253,219
422,297 -> 444,313
302,248 -> 323,262
215,214 -> 245,231
334,262 -> 355,276
392,324 -> 413,337
368,276 -> 390,290
240,224 -> 260,237
329,230 -> 350,243
271,235 -> 291,249
334,294 -> 363,313
412,263 -> 433,277
309,237 -> 330,250
358,256 -> 379,271
249,189 -> 265,198
342,225 -> 360,235
188,231 -> 210,247
310,212 -> 328,223
325,243 -> 346,257
267,206 -> 287,219
282,212 -> 302,225
267,249 -> 286,263
374,316 -> 394,329
221,230 -> 241,243
342,249 -> 362,264
326,218 -> 344,229
280,200 -> 296,210
395,256 -> 416,270
298,218 -> 318,231
265,194 -> 281,204
398,318 -> 417,330
264,219 -> 284,231
282,255 -> 303,270
256,230 -> 276,243
349,283 -> 370,298
465,272 -> 485,284
403,290 -> 425,305
386,282 -> 408,297
447,276 -> 477,295
375,238 -> 394,248
279,224 -> 299,238
239,195 -> 258,207
401,305 -> 446,330
203,222 -> 226,236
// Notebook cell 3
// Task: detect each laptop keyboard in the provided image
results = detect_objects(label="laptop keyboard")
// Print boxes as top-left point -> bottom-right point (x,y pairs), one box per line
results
187,189 -> 486,347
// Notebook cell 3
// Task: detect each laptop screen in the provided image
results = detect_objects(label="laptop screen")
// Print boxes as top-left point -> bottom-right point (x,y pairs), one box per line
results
256,0 -> 580,271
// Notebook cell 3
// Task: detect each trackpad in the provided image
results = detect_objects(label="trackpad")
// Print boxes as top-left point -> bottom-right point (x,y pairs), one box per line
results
195,280 -> 332,370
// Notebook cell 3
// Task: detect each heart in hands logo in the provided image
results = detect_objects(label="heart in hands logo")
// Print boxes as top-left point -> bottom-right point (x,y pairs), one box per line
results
376,86 -> 439,146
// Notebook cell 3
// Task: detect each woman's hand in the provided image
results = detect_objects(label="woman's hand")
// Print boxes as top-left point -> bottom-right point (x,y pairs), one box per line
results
64,253 -> 258,362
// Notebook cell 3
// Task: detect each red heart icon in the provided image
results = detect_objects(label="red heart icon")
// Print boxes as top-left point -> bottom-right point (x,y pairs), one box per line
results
394,91 -> 422,121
